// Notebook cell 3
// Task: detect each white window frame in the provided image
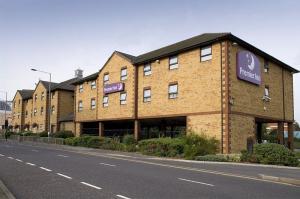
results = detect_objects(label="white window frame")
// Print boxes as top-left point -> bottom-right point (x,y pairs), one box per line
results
40,107 -> 44,115
169,83 -> 178,99
51,105 -> 55,114
91,98 -> 96,109
264,86 -> 270,97
41,92 -> 45,100
91,81 -> 96,89
264,59 -> 269,73
79,84 -> 83,93
143,89 -> 151,102
103,73 -> 109,84
169,55 -> 178,70
120,92 -> 127,105
144,64 -> 152,76
103,96 -> 109,107
121,68 -> 127,81
34,108 -> 37,116
78,101 -> 83,112
200,46 -> 212,62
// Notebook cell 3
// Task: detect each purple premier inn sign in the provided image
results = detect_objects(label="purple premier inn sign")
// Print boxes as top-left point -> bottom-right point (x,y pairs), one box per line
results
104,82 -> 124,94
237,51 -> 261,85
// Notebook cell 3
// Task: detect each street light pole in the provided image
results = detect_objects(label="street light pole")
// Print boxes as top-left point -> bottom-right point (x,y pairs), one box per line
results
31,68 -> 52,138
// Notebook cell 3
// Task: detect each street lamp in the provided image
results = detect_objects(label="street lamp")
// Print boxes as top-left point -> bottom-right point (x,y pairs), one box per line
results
31,68 -> 52,138
0,90 -> 8,132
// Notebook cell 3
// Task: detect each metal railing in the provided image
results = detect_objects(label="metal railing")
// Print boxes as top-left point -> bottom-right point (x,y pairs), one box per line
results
9,135 -> 64,145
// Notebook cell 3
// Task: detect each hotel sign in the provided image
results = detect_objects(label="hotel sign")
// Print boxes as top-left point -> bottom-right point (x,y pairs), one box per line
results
237,51 -> 261,85
104,82 -> 124,94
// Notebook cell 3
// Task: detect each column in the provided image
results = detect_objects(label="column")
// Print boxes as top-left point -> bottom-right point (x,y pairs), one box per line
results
99,122 -> 104,137
256,123 -> 262,144
287,122 -> 294,150
277,122 -> 284,145
134,120 -> 140,140
75,122 -> 82,137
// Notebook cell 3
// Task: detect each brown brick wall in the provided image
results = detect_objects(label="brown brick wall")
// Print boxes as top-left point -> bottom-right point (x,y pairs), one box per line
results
12,92 -> 23,130
32,82 -> 48,132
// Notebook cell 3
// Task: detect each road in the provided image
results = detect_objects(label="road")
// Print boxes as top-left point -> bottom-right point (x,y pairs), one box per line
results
0,140 -> 299,199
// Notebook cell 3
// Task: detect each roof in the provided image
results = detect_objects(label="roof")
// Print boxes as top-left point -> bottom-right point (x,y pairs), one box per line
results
59,112 -> 74,122
133,32 -> 299,73
72,72 -> 99,85
115,51 -> 136,62
51,77 -> 79,92
18,89 -> 34,100
40,81 -> 59,90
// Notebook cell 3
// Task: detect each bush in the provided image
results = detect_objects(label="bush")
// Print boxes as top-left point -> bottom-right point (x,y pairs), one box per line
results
183,133 -> 219,159
196,154 -> 228,162
22,132 -> 36,136
241,143 -> 299,167
39,131 -> 49,137
53,131 -> 74,139
138,137 -> 185,157
122,134 -> 136,145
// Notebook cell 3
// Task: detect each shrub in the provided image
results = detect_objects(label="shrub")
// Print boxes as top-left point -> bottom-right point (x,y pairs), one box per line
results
183,133 -> 219,159
122,134 -> 136,145
64,137 -> 75,146
53,131 -> 74,139
196,154 -> 228,162
39,131 -> 49,137
22,132 -> 36,136
138,137 -> 185,157
241,144 -> 299,166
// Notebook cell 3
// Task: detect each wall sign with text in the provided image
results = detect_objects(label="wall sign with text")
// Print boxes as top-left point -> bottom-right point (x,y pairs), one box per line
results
104,82 -> 124,94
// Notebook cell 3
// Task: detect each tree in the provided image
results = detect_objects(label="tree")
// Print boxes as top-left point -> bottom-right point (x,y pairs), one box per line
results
294,122 -> 300,131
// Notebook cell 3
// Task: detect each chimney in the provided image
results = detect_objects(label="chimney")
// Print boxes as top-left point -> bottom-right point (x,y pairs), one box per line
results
75,68 -> 83,78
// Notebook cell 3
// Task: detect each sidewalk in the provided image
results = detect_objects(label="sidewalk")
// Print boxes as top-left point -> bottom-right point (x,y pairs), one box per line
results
0,180 -> 15,199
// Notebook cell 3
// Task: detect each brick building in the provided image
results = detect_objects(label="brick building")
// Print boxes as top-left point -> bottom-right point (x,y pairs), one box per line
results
73,33 -> 298,153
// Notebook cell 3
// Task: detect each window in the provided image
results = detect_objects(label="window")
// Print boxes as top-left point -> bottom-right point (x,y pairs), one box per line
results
264,59 -> 269,73
103,96 -> 109,107
264,86 -> 270,97
51,106 -> 55,114
169,83 -> 178,99
25,110 -> 28,118
14,102 -> 15,108
40,107 -> 44,115
91,81 -> 96,89
120,92 -> 127,105
34,108 -> 37,116
52,92 -> 55,99
91,98 -> 96,109
18,99 -> 20,104
103,73 -> 109,84
121,68 -> 127,81
79,84 -> 83,93
169,55 -> 178,70
144,64 -> 151,76
41,92 -> 45,100
200,46 -> 212,61
39,124 -> 43,130
78,101 -> 83,112
34,94 -> 37,101
143,88 -> 151,102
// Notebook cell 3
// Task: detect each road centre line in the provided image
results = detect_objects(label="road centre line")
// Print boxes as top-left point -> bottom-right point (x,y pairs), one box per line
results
56,173 -> 72,179
116,194 -> 132,199
26,162 -> 36,166
80,182 -> 102,190
57,154 -> 69,158
0,154 -> 4,156
15,159 -> 23,162
178,178 -> 214,187
7,156 -> 14,159
99,163 -> 116,167
31,149 -> 39,152
39,167 -> 52,172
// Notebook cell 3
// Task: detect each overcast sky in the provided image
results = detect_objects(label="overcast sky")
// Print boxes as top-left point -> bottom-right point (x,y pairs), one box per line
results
0,0 -> 299,121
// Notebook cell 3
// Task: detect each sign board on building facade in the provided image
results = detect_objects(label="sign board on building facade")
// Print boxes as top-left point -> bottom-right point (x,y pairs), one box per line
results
237,51 -> 261,85
104,82 -> 124,94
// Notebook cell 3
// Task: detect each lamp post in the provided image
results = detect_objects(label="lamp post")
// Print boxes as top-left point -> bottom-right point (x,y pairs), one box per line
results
0,90 -> 8,132
31,68 -> 52,138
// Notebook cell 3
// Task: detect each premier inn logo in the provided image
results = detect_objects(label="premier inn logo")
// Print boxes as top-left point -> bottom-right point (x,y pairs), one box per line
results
237,51 -> 261,85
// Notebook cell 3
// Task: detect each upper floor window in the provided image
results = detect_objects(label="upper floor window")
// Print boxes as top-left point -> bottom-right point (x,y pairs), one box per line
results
91,98 -> 96,109
200,46 -> 212,62
144,64 -> 152,76
41,92 -> 45,100
18,99 -> 21,104
40,107 -> 44,115
79,84 -> 83,93
52,92 -> 55,99
264,86 -> 270,97
78,101 -> 83,112
34,94 -> 37,101
103,96 -> 109,107
143,88 -> 151,102
104,73 -> 109,84
91,81 -> 96,89
169,55 -> 178,70
34,108 -> 37,116
120,92 -> 127,105
51,106 -> 55,114
25,110 -> 28,118
264,59 -> 269,73
121,68 -> 127,81
169,83 -> 178,99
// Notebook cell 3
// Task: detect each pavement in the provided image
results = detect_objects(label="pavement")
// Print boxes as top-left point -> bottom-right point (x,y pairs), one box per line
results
0,139 -> 299,199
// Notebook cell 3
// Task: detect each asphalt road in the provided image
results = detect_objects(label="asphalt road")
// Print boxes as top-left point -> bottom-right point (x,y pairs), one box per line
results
0,140 -> 299,199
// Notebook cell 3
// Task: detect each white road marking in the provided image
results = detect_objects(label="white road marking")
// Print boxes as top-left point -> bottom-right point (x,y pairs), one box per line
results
57,154 -> 69,158
178,178 -> 214,187
99,163 -> 116,167
56,173 -> 72,179
116,194 -> 131,199
80,182 -> 102,190
15,159 -> 23,162
0,154 -> 4,156
31,149 -> 39,152
7,156 -> 14,159
26,162 -> 36,166
40,167 -> 52,172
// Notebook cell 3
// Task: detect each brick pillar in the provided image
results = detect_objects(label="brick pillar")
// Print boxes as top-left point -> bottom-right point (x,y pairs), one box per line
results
134,120 -> 140,140
99,122 -> 104,137
277,122 -> 284,145
75,122 -> 82,137
287,122 -> 294,150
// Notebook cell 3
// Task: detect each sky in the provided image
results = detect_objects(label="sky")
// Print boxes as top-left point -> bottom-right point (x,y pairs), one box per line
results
0,0 -> 300,121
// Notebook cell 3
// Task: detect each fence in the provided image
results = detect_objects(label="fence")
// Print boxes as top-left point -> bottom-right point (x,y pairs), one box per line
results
9,135 -> 64,145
